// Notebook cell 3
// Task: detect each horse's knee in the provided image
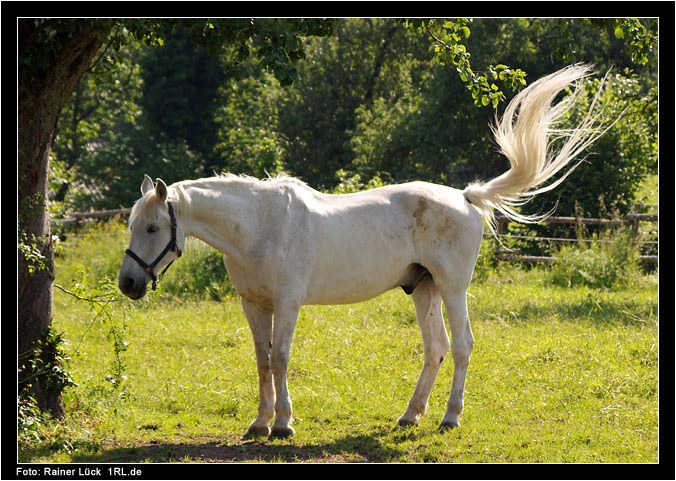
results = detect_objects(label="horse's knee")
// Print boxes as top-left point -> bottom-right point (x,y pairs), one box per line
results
426,338 -> 450,366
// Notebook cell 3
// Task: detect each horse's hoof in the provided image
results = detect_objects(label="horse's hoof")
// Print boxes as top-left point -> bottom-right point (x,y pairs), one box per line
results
269,426 -> 295,439
244,425 -> 270,438
438,420 -> 460,432
397,418 -> 418,429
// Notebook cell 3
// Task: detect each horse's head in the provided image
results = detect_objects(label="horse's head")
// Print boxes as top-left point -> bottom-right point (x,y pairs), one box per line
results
118,175 -> 184,299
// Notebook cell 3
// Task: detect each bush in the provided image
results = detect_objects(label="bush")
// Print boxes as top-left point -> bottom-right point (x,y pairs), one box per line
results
547,231 -> 640,289
160,241 -> 236,301
521,71 -> 658,248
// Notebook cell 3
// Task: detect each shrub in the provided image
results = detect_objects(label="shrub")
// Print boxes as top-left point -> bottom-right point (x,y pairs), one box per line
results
547,231 -> 640,289
160,241 -> 235,300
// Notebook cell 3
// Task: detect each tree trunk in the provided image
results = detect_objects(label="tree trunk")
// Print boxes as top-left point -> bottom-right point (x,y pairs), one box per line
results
18,20 -> 110,417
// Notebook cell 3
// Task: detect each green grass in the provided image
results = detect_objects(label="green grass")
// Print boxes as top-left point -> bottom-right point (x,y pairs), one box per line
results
20,224 -> 659,463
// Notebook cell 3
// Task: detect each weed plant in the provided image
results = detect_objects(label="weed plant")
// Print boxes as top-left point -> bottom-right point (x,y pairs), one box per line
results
547,230 -> 642,289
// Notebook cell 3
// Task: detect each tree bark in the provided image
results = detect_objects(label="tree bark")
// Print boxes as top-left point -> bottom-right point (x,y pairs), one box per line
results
18,20 -> 111,417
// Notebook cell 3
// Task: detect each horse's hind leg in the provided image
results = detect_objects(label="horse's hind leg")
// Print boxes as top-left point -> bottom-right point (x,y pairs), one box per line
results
397,276 -> 450,427
241,298 -> 275,438
438,285 -> 474,430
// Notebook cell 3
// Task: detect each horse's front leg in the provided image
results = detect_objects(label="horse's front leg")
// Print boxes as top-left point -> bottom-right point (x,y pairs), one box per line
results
438,286 -> 474,431
241,298 -> 274,438
269,301 -> 301,439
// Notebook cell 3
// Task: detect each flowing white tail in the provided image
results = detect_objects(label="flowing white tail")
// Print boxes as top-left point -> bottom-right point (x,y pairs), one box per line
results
463,64 -> 609,232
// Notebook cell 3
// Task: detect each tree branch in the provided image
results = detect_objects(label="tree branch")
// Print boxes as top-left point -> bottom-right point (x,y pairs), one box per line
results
54,283 -> 120,303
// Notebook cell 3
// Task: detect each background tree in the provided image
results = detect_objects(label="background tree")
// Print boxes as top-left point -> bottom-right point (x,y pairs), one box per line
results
55,18 -> 657,207
212,69 -> 288,178
19,19 -> 113,416
138,24 -> 225,175
50,39 -> 144,212
277,19 -> 428,188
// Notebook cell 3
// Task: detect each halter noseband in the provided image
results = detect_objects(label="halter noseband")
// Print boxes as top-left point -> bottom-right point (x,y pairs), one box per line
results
125,202 -> 182,291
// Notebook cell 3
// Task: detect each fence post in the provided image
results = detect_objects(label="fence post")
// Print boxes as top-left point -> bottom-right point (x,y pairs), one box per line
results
498,217 -> 509,238
630,203 -> 642,238
495,216 -> 508,261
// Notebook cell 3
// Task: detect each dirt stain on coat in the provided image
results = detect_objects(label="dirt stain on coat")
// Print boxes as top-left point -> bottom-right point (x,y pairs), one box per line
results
412,198 -> 428,230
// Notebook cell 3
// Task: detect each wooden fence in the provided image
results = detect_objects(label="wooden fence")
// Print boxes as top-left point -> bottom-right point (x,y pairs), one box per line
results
53,205 -> 658,265
490,207 -> 658,265
52,208 -> 131,229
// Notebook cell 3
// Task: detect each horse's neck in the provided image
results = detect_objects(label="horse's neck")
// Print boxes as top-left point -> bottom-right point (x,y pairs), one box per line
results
180,180 -> 253,262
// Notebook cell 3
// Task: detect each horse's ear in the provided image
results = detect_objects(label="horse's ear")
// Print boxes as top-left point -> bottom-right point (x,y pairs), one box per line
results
155,178 -> 168,203
141,174 -> 154,195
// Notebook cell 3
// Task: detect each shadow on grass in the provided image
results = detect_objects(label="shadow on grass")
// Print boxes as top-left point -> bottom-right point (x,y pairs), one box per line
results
68,427 -> 415,463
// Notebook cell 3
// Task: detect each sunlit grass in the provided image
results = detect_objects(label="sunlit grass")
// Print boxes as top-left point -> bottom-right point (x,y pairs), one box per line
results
21,224 -> 659,463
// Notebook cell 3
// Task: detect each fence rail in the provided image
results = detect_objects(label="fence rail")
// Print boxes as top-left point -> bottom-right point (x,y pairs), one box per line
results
52,208 -> 131,228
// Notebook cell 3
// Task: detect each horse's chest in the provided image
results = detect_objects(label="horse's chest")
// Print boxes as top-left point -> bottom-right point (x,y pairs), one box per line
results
223,250 -> 309,309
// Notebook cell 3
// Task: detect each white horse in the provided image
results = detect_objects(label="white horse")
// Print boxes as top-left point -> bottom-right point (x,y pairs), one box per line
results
118,65 -> 608,438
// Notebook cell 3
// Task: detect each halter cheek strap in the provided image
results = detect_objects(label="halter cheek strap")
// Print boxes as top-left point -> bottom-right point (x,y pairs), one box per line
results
125,202 -> 182,291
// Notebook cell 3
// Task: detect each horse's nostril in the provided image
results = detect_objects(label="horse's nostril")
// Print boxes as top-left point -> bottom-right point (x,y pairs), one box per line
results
118,275 -> 146,300
120,276 -> 135,293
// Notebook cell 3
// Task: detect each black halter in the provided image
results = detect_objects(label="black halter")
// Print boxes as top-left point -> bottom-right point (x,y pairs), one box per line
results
125,202 -> 182,291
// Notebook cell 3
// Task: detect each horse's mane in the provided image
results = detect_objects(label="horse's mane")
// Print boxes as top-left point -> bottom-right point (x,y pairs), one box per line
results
128,173 -> 310,230
215,172 -> 309,188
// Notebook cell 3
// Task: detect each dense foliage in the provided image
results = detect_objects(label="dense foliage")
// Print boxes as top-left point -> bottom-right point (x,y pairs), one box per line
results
50,18 -> 657,221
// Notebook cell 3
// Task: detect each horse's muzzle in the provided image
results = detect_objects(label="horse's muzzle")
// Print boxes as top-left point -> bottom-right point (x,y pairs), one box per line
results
118,272 -> 147,300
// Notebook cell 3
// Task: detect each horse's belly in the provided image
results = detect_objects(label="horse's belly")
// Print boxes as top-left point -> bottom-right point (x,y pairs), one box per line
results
304,279 -> 395,305
304,252 -> 412,305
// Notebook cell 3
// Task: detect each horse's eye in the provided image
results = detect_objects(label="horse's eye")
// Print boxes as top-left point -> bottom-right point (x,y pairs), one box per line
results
147,225 -> 159,234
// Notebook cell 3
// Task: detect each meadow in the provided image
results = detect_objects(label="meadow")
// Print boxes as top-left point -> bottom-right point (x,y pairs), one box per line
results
18,220 -> 659,464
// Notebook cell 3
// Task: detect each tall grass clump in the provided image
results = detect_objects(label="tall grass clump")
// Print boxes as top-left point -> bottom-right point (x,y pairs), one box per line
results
55,220 -> 129,287
160,240 -> 235,300
547,230 -> 641,289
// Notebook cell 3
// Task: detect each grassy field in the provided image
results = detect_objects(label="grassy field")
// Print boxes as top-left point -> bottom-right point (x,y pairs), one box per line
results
19,222 -> 659,464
